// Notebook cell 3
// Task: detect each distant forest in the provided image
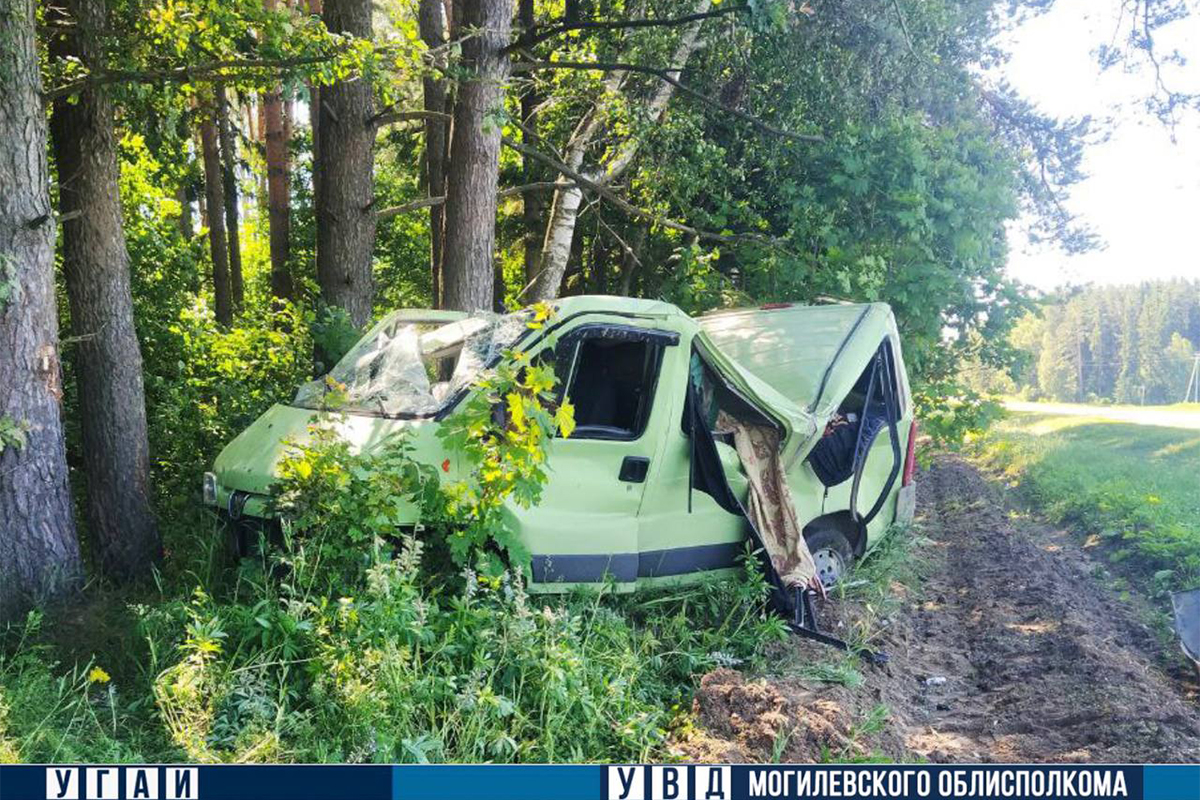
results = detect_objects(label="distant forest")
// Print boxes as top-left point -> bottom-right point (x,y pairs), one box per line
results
987,280 -> 1200,404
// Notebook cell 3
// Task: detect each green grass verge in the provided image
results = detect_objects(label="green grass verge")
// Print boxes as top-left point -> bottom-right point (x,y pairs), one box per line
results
974,410 -> 1200,598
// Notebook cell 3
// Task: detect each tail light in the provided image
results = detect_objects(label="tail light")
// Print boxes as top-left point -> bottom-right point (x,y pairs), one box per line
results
902,419 -> 918,486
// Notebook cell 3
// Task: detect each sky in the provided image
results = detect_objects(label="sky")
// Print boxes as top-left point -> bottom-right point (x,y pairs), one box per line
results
993,0 -> 1200,292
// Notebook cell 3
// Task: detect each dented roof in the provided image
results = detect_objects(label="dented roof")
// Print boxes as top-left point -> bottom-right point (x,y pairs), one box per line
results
699,302 -> 900,420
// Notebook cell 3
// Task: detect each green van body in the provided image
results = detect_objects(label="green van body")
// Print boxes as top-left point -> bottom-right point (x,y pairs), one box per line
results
205,296 -> 916,592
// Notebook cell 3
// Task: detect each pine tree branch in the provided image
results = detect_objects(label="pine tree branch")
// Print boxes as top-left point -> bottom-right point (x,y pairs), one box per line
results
376,182 -> 574,219
44,53 -> 345,100
369,108 -> 454,128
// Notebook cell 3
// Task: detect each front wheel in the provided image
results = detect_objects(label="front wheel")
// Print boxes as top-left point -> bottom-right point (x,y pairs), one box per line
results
804,526 -> 854,589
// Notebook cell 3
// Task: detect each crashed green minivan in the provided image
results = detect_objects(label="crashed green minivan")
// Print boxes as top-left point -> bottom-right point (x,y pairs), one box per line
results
204,296 -> 917,646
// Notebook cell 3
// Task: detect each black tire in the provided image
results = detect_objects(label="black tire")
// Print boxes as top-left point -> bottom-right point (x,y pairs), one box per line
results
804,525 -> 854,589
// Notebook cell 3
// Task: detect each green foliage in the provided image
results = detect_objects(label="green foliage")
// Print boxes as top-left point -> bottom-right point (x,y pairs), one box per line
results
977,412 -> 1200,598
146,298 -> 313,512
992,280 -> 1200,404
273,424 -> 443,589
310,306 -> 361,372
143,427 -> 779,762
0,417 -> 27,455
435,308 -> 576,576
911,380 -> 1004,450
0,612 -> 162,763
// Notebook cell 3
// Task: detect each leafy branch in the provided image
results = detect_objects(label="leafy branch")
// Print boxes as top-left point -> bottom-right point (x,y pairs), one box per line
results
512,58 -> 824,144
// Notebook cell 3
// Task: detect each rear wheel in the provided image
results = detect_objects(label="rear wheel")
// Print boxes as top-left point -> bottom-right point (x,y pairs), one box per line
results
804,526 -> 854,589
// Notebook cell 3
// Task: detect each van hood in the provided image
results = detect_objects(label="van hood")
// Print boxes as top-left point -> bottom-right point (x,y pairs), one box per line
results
212,404 -> 425,496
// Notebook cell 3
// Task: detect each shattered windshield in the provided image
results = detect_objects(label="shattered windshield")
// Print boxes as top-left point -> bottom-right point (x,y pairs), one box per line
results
293,311 -> 529,417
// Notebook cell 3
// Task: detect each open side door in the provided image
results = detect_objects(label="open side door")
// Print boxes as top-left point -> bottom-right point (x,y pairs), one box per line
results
684,370 -> 886,661
849,342 -> 903,527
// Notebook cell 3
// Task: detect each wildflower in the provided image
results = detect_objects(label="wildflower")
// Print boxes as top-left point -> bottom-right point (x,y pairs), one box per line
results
87,666 -> 111,684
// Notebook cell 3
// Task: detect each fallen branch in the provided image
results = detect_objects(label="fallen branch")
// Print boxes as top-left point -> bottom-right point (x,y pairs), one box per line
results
513,59 -> 823,144
376,196 -> 445,220
376,181 -> 575,219
502,135 -> 785,249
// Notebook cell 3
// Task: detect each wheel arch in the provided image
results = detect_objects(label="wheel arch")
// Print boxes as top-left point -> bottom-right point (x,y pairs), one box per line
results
803,510 -> 868,558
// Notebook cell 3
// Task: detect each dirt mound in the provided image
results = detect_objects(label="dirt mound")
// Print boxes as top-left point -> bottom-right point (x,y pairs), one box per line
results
678,668 -> 859,762
678,454 -> 1200,763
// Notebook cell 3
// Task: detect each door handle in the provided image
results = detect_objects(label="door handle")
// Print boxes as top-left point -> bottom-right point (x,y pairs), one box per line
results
619,456 -> 650,483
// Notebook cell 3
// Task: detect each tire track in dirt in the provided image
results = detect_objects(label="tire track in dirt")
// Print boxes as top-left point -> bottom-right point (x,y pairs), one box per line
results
885,454 -> 1200,762
681,454 -> 1200,763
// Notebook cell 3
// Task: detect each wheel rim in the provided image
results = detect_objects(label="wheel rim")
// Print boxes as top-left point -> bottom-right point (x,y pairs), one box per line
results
812,547 -> 845,588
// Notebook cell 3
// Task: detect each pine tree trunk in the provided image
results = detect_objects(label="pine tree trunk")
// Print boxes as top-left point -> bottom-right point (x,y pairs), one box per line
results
307,0 -> 322,208
46,0 -> 162,580
177,185 -> 194,239
0,0 -> 83,620
200,109 -> 233,325
418,0 -> 449,308
518,0 -> 546,290
441,0 -> 511,312
262,0 -> 294,301
315,0 -> 377,327
216,83 -> 244,311
252,99 -> 269,218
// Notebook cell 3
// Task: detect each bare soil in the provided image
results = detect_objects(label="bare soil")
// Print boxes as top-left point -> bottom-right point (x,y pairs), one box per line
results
677,454 -> 1200,763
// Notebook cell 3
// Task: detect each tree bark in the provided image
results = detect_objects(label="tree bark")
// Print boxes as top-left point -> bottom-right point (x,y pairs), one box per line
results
262,0 -> 294,301
47,0 -> 162,580
177,185 -> 194,239
527,0 -> 710,302
618,224 -> 646,295
200,106 -> 233,325
441,0 -> 511,312
418,0 -> 449,308
307,0 -> 322,282
216,82 -> 244,311
518,0 -> 546,290
315,0 -> 377,327
0,0 -> 83,620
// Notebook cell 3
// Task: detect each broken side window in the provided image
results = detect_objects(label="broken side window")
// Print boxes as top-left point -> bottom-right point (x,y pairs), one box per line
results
807,338 -> 901,488
555,326 -> 671,440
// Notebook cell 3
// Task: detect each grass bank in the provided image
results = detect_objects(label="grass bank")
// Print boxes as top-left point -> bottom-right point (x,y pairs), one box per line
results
974,407 -> 1200,599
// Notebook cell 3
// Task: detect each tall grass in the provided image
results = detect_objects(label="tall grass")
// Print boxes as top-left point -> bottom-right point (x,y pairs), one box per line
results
976,411 -> 1200,596
0,428 -> 786,764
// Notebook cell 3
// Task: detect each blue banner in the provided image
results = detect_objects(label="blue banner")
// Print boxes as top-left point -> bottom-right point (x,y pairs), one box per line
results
0,764 -> 1195,800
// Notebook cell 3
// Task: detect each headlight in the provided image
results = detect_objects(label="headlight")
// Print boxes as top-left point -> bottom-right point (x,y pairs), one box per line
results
203,472 -> 218,505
